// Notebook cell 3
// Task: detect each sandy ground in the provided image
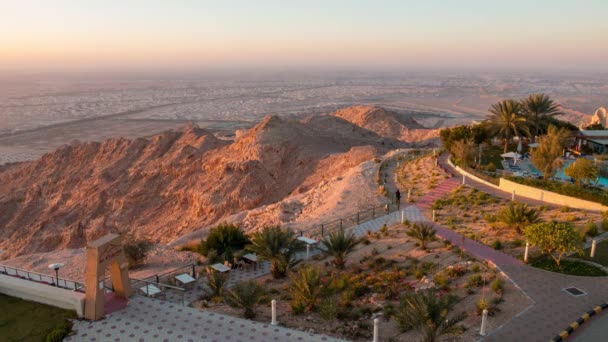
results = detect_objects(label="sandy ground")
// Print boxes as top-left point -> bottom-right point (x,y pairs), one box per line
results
434,185 -> 605,258
193,223 -> 532,341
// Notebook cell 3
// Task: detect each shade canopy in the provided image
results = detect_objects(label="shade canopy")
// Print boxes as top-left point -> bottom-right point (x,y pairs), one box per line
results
500,152 -> 522,159
529,143 -> 539,148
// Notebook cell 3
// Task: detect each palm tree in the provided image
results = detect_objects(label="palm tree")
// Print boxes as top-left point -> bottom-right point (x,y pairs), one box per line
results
206,267 -> 229,297
393,289 -> 466,342
289,266 -> 324,312
406,223 -> 437,250
496,202 -> 540,233
521,93 -> 562,141
247,226 -> 304,278
223,280 -> 265,319
319,228 -> 361,269
485,99 -> 530,153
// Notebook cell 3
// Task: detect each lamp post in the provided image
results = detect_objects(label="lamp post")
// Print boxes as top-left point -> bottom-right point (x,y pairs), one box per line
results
48,263 -> 64,287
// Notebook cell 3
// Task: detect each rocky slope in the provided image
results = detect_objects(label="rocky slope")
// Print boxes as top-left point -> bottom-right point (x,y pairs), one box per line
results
333,105 -> 439,144
0,111 -> 406,258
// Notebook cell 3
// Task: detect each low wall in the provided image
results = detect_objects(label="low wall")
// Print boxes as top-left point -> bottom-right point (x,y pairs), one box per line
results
447,158 -> 500,189
0,274 -> 86,317
498,178 -> 608,212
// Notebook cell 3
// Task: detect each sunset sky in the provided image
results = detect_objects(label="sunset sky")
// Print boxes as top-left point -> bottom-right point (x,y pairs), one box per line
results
2,0 -> 608,71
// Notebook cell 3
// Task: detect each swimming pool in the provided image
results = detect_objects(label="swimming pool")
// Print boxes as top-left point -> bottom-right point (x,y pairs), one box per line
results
552,160 -> 608,186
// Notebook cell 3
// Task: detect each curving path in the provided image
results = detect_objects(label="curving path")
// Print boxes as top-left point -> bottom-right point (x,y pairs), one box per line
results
399,158 -> 608,342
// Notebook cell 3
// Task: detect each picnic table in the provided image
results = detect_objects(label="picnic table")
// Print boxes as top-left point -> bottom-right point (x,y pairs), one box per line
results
175,273 -> 196,285
242,253 -> 257,262
140,284 -> 161,296
210,263 -> 230,273
297,236 -> 317,245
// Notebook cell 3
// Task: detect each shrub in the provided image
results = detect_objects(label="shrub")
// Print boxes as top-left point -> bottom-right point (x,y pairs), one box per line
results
289,266 -> 324,312
602,219 -> 608,231
585,220 -> 599,237
467,274 -> 483,288
446,265 -> 466,278
197,223 -> 250,263
434,272 -> 449,289
511,239 -> 524,248
471,264 -> 481,273
490,277 -> 503,294
320,228 -> 361,269
291,301 -> 305,315
406,223 -> 437,250
223,280 -> 265,319
380,224 -> 388,235
319,297 -> 339,321
123,238 -> 153,269
476,297 -> 499,316
248,226 -> 304,278
496,202 -> 540,233
46,321 -> 72,342
492,240 -> 503,250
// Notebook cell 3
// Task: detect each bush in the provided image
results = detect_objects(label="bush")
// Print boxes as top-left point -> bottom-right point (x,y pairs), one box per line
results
206,267 -> 229,297
123,238 -> 153,268
223,280 -> 265,319
46,321 -> 72,342
492,240 -> 503,250
490,278 -> 503,294
319,297 -> 339,321
291,301 -> 305,315
467,274 -> 483,288
531,257 -> 607,276
289,266 -> 324,312
585,220 -> 599,237
197,223 -> 250,263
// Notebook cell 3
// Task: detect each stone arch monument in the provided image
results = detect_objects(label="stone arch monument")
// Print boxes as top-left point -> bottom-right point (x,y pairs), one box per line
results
84,234 -> 132,320
590,107 -> 608,127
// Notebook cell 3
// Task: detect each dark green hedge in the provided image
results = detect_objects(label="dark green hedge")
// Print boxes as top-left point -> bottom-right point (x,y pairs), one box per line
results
505,176 -> 608,206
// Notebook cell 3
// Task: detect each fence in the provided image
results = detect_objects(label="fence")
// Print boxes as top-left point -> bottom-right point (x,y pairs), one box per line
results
0,264 -> 85,292
130,277 -> 187,305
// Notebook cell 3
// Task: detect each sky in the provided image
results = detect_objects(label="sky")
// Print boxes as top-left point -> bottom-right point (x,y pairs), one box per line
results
1,0 -> 608,71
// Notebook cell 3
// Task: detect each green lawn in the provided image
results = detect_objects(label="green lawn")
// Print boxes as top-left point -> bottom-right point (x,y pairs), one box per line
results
0,294 -> 76,342
530,257 -> 607,277
579,240 -> 608,267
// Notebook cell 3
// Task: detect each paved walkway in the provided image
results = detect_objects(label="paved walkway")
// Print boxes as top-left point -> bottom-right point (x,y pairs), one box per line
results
404,159 -> 608,342
69,296 -> 345,342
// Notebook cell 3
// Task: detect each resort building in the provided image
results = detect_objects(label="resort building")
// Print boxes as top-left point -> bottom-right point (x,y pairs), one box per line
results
575,130 -> 608,154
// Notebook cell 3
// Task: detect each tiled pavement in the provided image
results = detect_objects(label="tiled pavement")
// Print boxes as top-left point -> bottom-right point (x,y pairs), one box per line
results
69,296 -> 345,342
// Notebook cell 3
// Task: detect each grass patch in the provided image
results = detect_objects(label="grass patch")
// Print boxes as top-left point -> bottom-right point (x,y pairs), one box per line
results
578,240 -> 608,267
0,294 -> 76,342
530,257 -> 607,277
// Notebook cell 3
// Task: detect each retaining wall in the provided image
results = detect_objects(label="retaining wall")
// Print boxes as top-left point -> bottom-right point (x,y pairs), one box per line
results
0,274 -> 85,317
498,178 -> 608,212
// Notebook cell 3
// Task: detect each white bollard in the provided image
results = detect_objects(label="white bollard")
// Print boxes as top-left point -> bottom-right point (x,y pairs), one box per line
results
480,309 -> 488,336
432,210 -> 436,222
271,299 -> 278,325
306,244 -> 311,259
401,210 -> 405,223
511,190 -> 515,201
407,189 -> 411,201
373,318 -> 379,342
591,240 -> 597,258
540,191 -> 544,203
524,242 -> 529,263
462,174 -> 466,185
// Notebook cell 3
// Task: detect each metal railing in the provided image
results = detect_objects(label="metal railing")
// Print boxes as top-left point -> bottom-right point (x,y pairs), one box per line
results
0,264 -> 85,292
141,263 -> 197,285
130,277 -> 187,305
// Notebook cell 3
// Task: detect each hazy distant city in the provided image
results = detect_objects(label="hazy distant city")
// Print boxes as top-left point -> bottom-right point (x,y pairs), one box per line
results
1,70 -> 606,165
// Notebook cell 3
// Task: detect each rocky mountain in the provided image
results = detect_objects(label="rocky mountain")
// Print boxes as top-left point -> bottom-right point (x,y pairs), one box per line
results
333,105 -> 439,144
0,111 -> 406,258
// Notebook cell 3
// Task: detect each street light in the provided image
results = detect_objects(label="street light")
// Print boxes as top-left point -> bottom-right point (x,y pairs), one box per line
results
48,263 -> 64,287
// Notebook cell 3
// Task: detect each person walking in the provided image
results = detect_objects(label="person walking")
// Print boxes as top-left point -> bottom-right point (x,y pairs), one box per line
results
395,189 -> 401,209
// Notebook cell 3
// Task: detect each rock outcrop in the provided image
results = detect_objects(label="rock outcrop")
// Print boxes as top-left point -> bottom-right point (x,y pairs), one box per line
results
0,111 -> 406,258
